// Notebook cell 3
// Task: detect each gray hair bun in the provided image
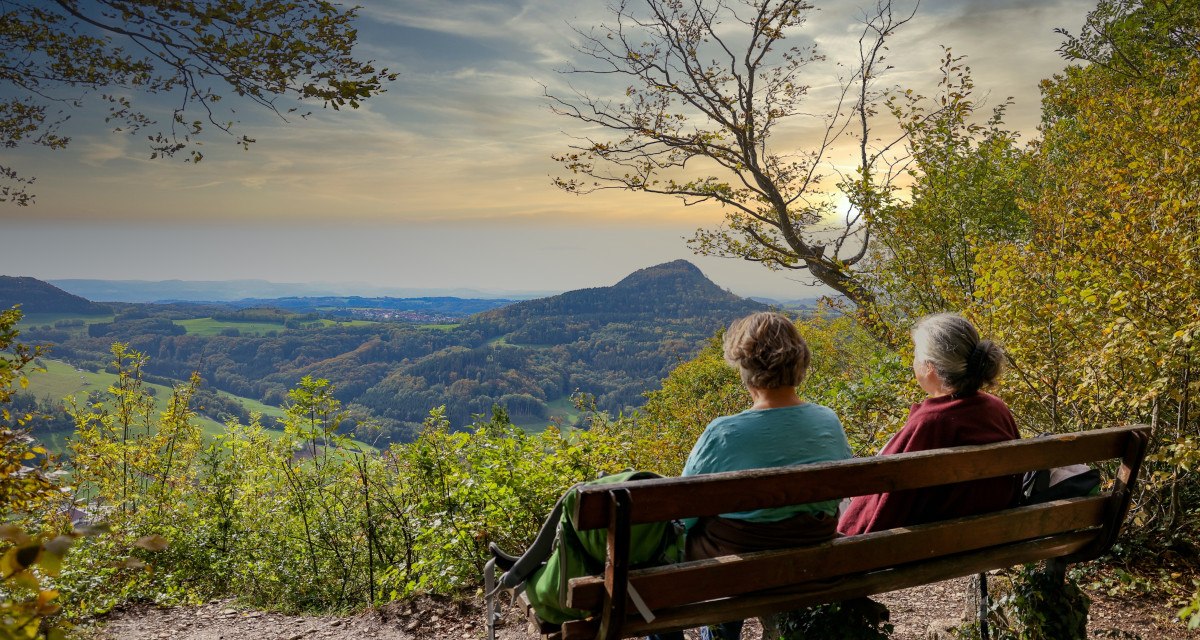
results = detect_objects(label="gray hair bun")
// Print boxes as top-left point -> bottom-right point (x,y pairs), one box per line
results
912,313 -> 1005,394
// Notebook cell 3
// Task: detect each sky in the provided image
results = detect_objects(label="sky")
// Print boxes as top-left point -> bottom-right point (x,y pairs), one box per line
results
0,0 -> 1095,300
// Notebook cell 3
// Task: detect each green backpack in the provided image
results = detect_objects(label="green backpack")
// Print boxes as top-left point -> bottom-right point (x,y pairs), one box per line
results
484,471 -> 684,636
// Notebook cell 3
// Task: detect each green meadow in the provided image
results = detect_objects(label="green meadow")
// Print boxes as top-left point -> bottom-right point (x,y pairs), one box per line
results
16,312 -> 114,337
417,323 -> 460,331
175,317 -> 288,336
176,317 -> 377,336
17,311 -> 380,339
24,359 -> 288,453
510,395 -> 582,433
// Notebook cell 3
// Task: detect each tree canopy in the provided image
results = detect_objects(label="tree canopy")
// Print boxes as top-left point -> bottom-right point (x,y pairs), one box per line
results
0,0 -> 396,206
863,51 -> 1035,334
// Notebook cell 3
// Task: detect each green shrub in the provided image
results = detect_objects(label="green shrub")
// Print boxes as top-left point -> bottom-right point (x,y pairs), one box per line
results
777,598 -> 894,639
988,564 -> 1090,640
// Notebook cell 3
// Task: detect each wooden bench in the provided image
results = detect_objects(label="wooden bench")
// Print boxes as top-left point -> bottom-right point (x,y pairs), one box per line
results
517,424 -> 1149,640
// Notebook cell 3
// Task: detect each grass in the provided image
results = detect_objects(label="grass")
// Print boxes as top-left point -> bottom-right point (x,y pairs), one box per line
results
175,317 -> 376,336
15,311 -> 378,339
317,319 -> 376,328
24,359 -> 376,455
24,359 -> 231,450
16,312 -> 114,338
218,390 -> 285,420
22,359 -> 292,453
417,323 -> 460,331
15,312 -> 113,327
511,395 -> 583,434
176,318 -> 287,336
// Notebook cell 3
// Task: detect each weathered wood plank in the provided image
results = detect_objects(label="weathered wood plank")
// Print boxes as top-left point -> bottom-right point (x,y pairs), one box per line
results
560,531 -> 1096,640
572,425 -> 1148,530
567,496 -> 1107,612
598,489 -> 632,640
516,592 -> 562,639
1070,428 -> 1150,562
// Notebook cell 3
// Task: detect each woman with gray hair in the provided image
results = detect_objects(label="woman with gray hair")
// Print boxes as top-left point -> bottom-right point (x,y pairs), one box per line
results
838,312 -> 1019,536
652,311 -> 853,640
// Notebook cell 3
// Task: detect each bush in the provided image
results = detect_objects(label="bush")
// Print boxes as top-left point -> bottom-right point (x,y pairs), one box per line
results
987,564 -> 1090,640
777,598 -> 893,640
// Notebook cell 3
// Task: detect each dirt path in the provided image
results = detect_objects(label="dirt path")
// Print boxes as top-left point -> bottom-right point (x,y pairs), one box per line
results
89,579 -> 1193,640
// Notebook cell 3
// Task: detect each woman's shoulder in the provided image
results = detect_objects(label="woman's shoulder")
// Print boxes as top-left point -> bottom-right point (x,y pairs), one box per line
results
952,391 -> 1016,420
796,401 -> 841,423
750,402 -> 842,426
700,411 -> 750,439
914,391 -> 1010,414
977,391 -> 1013,409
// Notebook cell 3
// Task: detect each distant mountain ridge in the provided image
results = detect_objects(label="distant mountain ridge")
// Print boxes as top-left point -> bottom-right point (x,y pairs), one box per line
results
0,276 -> 109,314
49,279 -> 546,303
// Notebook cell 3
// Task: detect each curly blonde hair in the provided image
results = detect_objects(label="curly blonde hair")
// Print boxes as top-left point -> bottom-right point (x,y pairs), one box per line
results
723,312 -> 810,389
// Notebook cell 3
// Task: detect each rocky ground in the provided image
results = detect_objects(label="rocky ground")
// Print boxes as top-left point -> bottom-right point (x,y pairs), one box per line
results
89,578 -> 1193,640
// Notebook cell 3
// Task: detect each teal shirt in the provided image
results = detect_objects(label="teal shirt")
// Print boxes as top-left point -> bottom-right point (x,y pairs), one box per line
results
681,403 -> 851,527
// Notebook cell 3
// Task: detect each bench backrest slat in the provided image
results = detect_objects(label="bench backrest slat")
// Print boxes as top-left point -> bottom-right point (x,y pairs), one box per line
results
567,495 -> 1108,611
572,425 -> 1142,530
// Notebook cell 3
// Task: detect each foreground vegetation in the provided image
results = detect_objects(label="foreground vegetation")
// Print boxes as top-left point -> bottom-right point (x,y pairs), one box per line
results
0,308 -> 896,625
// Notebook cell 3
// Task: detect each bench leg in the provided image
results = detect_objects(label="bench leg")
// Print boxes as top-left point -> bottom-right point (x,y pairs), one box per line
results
1045,558 -> 1067,584
977,572 -> 990,640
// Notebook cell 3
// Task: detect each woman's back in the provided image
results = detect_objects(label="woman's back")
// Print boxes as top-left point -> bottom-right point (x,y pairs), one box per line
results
838,391 -> 1019,535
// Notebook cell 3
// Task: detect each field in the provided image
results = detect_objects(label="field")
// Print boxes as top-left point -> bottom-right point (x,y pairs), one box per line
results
175,317 -> 378,336
17,311 -> 380,339
510,396 -> 582,433
16,311 -> 114,326
417,323 -> 460,331
17,312 -> 114,338
175,317 -> 288,336
23,359 -> 289,453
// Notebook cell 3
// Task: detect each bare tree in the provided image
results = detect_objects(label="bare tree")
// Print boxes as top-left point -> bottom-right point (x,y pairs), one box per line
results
549,0 -> 919,308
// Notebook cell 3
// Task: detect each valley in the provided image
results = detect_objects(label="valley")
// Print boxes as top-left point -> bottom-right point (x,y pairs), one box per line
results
4,261 -> 775,445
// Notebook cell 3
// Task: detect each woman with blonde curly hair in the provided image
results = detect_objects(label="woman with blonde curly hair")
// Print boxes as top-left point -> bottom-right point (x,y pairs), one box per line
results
654,311 -> 853,640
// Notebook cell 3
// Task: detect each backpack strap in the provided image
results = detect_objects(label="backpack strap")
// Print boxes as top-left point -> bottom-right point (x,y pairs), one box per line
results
496,485 -> 573,589
485,490 -> 573,640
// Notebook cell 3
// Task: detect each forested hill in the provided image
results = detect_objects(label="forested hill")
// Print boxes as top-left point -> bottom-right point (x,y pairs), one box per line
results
465,260 -> 764,341
0,276 -> 109,314
361,260 -> 767,434
15,262 -> 768,442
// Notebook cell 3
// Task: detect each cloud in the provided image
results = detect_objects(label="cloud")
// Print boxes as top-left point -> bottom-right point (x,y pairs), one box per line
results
12,0 -> 1094,229
362,1 -> 528,37
78,136 -> 132,165
179,181 -> 223,190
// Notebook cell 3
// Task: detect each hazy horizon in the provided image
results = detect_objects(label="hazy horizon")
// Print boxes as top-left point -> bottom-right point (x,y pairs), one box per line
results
22,256 -> 828,303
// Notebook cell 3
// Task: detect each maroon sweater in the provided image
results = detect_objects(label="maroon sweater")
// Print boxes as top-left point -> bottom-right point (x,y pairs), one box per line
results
838,391 -> 1020,536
